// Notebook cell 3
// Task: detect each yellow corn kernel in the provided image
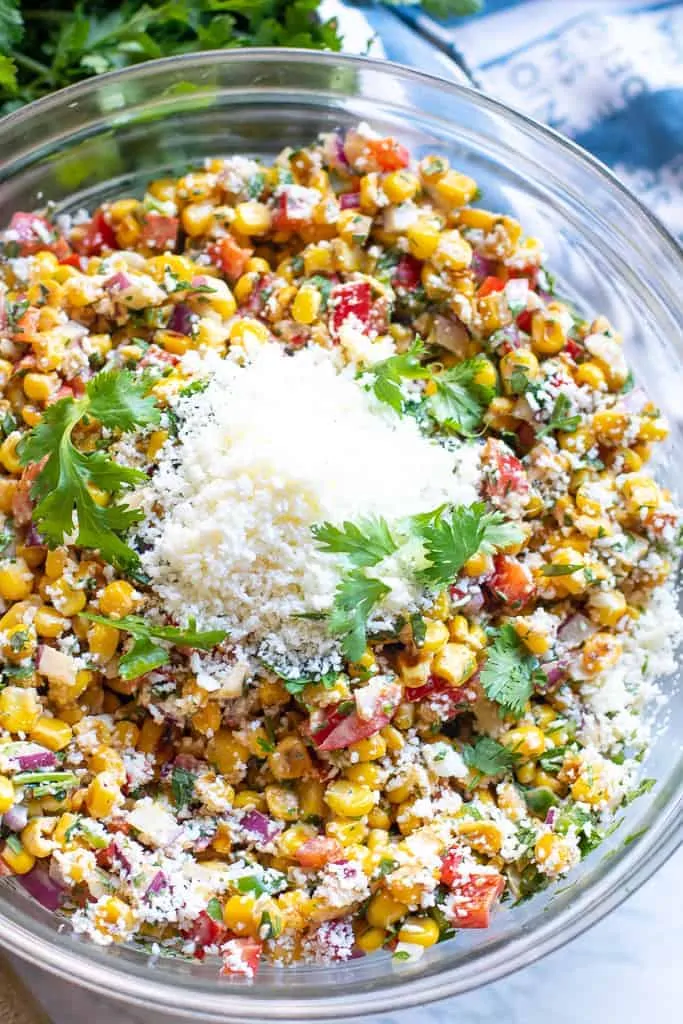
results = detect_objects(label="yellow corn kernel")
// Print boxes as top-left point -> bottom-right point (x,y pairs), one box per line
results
298,777 -> 325,820
398,916 -> 440,948
431,170 -> 478,207
109,198 -> 139,221
245,256 -> 271,274
0,558 -> 34,602
268,736 -> 312,781
3,623 -> 37,662
20,405 -> 41,428
137,716 -> 164,755
181,202 -> 214,237
302,243 -> 334,275
621,474 -> 659,514
381,724 -> 405,752
405,218 -> 441,260
146,429 -> 169,460
0,432 -> 23,474
367,805 -> 392,829
366,891 -> 409,929
1,842 -> 35,875
543,547 -> 588,596
345,763 -> 382,788
637,415 -> 668,442
156,329 -> 190,357
432,643 -> 477,688
93,896 -> 135,940
383,170 -> 420,204
502,724 -> 546,760
357,927 -> 386,953
111,721 -> 140,750
496,781 -> 527,821
500,348 -> 540,394
0,775 -> 15,813
276,823 -> 317,859
23,372 -> 58,404
148,178 -> 177,203
291,283 -> 322,325
29,717 -> 72,752
229,317 -> 270,346
87,621 -> 120,663
326,819 -> 368,848
89,745 -> 125,783
0,478 -> 18,515
85,772 -> 121,819
52,812 -> 80,846
325,780 -> 375,818
581,632 -> 622,676
347,734 -> 387,763
420,620 -> 450,654
530,311 -> 565,355
49,578 -> 86,616
574,361 -> 606,390
233,201 -> 271,236
191,702 -> 220,736
115,214 -> 140,248
513,619 -> 551,657
32,605 -> 65,640
587,589 -> 627,628
207,730 -> 248,781
515,762 -> 536,785
232,272 -> 256,303
99,579 -> 137,618
265,784 -> 300,822
44,548 -> 69,580
0,687 -> 41,733
455,820 -> 503,856
431,230 -> 472,272
463,550 -> 495,578
534,833 -> 576,876
258,678 -> 289,707
592,408 -> 630,447
21,817 -> 57,858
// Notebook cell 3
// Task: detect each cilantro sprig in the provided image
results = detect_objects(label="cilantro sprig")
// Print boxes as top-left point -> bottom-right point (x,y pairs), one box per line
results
463,735 -> 520,783
480,624 -> 545,718
18,369 -> 160,570
81,612 -> 228,680
425,356 -> 497,436
328,571 -> 390,663
536,393 -> 581,438
415,502 -> 525,588
362,339 -> 430,415
312,516 -> 398,567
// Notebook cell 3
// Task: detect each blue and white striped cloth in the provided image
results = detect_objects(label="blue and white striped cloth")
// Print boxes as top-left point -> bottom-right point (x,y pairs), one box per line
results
332,0 -> 683,239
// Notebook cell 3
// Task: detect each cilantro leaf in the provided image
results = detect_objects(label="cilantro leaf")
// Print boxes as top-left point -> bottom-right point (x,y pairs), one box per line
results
536,393 -> 581,438
480,624 -> 542,717
541,563 -> 584,577
171,766 -> 195,809
363,338 -> 429,414
206,897 -> 224,922
81,612 -> 227,680
312,516 -> 398,567
18,368 -> 160,569
415,502 -> 524,588
426,356 -> 496,436
329,570 -> 389,662
463,735 -> 519,778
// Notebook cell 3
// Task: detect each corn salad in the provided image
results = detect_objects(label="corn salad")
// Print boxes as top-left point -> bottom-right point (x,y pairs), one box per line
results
0,123 -> 680,978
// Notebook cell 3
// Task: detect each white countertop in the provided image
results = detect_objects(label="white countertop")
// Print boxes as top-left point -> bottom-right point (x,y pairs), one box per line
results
11,846 -> 681,1024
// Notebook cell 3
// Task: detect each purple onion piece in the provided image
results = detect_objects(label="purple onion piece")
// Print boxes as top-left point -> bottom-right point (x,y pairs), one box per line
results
471,253 -> 497,280
24,524 -> 44,548
335,134 -> 350,168
4,804 -> 28,832
539,660 -> 569,689
167,302 -> 194,336
545,807 -> 557,827
16,751 -> 57,771
104,271 -> 131,291
145,870 -> 168,896
339,192 -> 361,210
241,809 -> 282,843
18,866 -> 63,912
558,613 -> 596,649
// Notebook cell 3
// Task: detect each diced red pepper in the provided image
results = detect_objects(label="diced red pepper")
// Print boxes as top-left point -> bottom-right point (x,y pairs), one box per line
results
59,253 -> 84,269
367,137 -> 410,172
186,910 -> 228,959
295,836 -> 345,869
8,213 -> 57,256
481,438 -> 529,504
516,309 -> 533,334
329,281 -> 372,338
312,701 -> 394,753
477,275 -> 506,297
489,554 -> 535,608
221,937 -> 263,979
75,209 -> 118,257
139,213 -> 179,251
393,254 -> 422,290
404,676 -> 474,719
272,189 -> 315,231
209,235 -> 253,282
564,338 -> 584,362
441,848 -> 505,928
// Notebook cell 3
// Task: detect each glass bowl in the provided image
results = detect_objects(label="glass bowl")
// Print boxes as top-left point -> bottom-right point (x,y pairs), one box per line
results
0,49 -> 681,1023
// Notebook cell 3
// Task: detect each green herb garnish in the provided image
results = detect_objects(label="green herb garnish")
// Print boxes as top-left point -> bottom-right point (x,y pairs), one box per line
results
480,624 -> 543,718
415,502 -> 524,589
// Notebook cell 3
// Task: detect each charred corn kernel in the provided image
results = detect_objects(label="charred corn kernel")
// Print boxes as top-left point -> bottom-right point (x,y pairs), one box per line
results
0,775 -> 15,813
258,678 -> 289,707
137,716 -> 164,755
383,170 -> 419,204
496,781 -> 527,821
463,550 -> 494,577
530,311 -> 565,355
381,724 -> 405,752
269,736 -> 312,780
326,819 -> 368,847
302,243 -> 334,275
21,817 -> 57,858
0,432 -> 23,474
298,777 -> 325,820
23,372 -> 58,403
431,230 -> 472,272
1,842 -> 35,875
502,725 -> 546,760
291,283 -> 322,325
431,170 -> 478,207
30,717 -> 72,751
515,762 -> 537,785
500,348 -> 540,393
421,620 -> 450,654
49,579 -> 86,616
432,643 -> 477,688
621,474 -> 659,514
0,687 -> 41,733
99,580 -> 137,618
581,632 -> 622,675
366,892 -> 409,929
357,927 -> 386,953
405,218 -> 441,260
396,652 -> 432,690
33,606 -> 66,639
112,720 -> 140,749
265,785 -> 300,822
87,621 -> 120,663
3,623 -> 36,661
367,805 -> 392,829
85,772 -> 121,819
534,833 -> 577,876
325,780 -> 375,818
398,916 -> 440,948
485,395 -> 518,432
232,201 -> 271,236
587,589 -> 627,628
94,896 -> 135,939
575,361 -> 606,390
207,731 -> 248,780
192,702 -> 221,736
513,619 -> 551,656
348,734 -> 387,762
0,558 -> 34,601
345,763 -> 382,788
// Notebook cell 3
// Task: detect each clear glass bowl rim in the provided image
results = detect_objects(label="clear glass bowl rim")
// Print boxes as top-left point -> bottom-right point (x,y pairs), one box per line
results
0,47 -> 681,1022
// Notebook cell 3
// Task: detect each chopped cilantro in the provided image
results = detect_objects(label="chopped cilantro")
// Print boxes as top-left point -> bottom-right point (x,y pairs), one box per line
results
536,393 -> 581,438
328,570 -> 390,662
206,897 -> 223,922
463,735 -> 520,780
425,355 -> 497,436
541,563 -> 584,577
480,624 -> 544,717
171,766 -> 195,809
312,515 -> 398,568
362,338 -> 429,415
414,502 -> 525,589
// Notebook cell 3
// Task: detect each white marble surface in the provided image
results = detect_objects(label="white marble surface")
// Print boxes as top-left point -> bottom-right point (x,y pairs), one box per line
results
11,847 -> 682,1024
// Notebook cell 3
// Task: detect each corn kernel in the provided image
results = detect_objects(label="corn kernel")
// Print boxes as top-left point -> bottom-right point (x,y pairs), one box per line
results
383,170 -> 420,204
431,230 -> 472,272
85,772 -> 122,819
432,643 -> 477,688
431,170 -> 478,207
325,780 -> 375,818
0,432 -> 23,474
30,716 -> 72,751
397,916 -> 440,947
0,775 -> 15,814
99,579 -> 137,618
366,891 -> 409,929
1,841 -> 36,875
291,283 -> 322,325
0,557 -> 34,602
233,201 -> 272,236
357,927 -> 386,953
0,686 -> 42,733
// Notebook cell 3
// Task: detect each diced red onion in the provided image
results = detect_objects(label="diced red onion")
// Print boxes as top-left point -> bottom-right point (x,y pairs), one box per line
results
621,386 -> 648,414
538,660 -> 569,691
339,192 -> 361,210
19,865 -> 63,911
24,524 -> 44,547
432,315 -> 469,356
334,134 -> 350,168
104,271 -> 131,292
241,810 -> 282,843
471,253 -> 496,279
3,804 -> 28,832
167,303 -> 194,336
558,613 -> 597,649
112,839 -> 133,875
16,750 -> 57,771
545,807 -> 557,827
145,870 -> 168,896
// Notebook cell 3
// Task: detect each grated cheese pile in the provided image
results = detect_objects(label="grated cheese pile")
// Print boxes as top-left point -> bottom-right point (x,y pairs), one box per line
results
136,343 -> 481,655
